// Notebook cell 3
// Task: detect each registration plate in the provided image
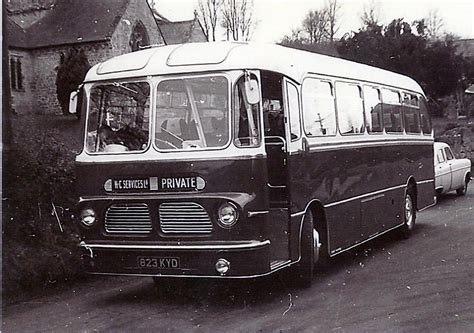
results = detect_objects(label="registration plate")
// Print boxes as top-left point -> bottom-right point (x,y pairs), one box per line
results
137,257 -> 180,269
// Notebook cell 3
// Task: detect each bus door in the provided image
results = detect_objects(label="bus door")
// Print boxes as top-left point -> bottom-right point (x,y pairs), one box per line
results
262,72 -> 302,263
262,72 -> 289,208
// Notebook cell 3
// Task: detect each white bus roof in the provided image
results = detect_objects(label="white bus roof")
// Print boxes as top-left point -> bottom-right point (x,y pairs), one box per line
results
84,42 -> 425,95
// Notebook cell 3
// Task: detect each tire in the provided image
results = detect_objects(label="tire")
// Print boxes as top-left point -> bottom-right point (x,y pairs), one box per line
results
294,210 -> 315,288
400,189 -> 416,239
456,177 -> 469,196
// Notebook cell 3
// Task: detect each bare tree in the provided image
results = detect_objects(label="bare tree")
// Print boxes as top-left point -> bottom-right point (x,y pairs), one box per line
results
326,0 -> 340,42
303,9 -> 329,44
361,0 -> 381,28
196,0 -> 222,41
221,0 -> 255,41
425,9 -> 444,40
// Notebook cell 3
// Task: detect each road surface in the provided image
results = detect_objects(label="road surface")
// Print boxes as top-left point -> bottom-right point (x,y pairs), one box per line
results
3,188 -> 474,332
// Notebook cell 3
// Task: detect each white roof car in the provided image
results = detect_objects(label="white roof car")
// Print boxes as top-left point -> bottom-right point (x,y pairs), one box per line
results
434,142 -> 471,197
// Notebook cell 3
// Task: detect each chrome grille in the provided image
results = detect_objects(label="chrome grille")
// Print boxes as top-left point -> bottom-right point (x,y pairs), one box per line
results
159,202 -> 213,234
105,203 -> 152,234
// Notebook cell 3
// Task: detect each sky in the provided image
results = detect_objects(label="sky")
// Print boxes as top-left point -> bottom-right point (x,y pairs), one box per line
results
154,0 -> 474,42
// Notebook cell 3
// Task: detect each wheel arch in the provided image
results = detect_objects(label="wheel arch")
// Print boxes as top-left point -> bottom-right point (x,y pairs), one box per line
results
301,200 -> 329,256
406,176 -> 418,210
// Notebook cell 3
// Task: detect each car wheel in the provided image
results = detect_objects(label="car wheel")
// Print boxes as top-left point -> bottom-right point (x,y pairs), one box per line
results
294,210 -> 314,288
456,177 -> 469,196
400,189 -> 416,239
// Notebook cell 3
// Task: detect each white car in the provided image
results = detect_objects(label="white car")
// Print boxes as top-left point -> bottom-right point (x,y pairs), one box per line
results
434,142 -> 471,197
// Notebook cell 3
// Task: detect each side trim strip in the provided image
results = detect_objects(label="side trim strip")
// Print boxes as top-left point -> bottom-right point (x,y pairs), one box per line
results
290,211 -> 305,218
291,178 -> 433,217
325,184 -> 406,208
417,179 -> 434,184
79,240 -> 270,251
247,210 -> 269,218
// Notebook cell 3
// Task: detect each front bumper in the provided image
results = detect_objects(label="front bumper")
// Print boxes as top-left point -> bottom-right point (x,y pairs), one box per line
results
80,240 -> 272,278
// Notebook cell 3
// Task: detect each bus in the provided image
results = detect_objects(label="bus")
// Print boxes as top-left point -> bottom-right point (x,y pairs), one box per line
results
75,42 -> 434,287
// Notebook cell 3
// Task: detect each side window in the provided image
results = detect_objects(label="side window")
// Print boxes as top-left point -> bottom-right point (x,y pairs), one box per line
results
234,75 -> 261,147
419,97 -> 432,135
335,82 -> 364,134
363,86 -> 382,134
382,89 -> 402,133
302,79 -> 336,136
402,93 -> 421,134
286,81 -> 301,140
444,147 -> 454,160
437,148 -> 446,164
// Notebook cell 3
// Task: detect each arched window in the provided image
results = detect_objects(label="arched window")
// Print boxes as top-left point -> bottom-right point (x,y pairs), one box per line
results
10,56 -> 23,91
130,21 -> 150,52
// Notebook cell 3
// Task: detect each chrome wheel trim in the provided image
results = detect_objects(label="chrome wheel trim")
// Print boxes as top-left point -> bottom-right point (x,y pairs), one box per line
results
313,229 -> 320,265
405,194 -> 414,230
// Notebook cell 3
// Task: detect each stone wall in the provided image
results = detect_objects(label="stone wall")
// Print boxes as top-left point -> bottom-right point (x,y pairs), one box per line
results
189,20 -> 207,43
110,0 -> 164,56
31,42 -> 113,114
9,0 -> 164,115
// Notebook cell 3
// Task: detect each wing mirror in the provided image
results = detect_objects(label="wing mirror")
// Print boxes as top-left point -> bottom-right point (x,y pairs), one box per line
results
69,90 -> 78,114
244,78 -> 260,105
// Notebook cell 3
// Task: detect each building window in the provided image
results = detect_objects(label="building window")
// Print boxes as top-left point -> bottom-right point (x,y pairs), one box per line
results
10,56 -> 23,91
130,21 -> 150,52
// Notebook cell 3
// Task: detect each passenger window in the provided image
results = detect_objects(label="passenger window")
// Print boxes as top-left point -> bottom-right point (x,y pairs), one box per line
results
419,97 -> 432,135
336,82 -> 364,134
302,79 -> 336,136
382,89 -> 402,133
444,147 -> 454,160
402,93 -> 421,134
363,86 -> 382,134
286,81 -> 301,140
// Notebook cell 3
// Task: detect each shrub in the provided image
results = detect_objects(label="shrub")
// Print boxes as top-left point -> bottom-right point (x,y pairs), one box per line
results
3,120 -> 82,299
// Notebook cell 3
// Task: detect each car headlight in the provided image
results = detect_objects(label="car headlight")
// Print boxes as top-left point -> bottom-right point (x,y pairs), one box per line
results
80,208 -> 96,227
217,202 -> 239,228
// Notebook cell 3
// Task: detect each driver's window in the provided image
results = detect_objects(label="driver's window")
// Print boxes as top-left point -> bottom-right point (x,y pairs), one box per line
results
444,147 -> 454,160
86,81 -> 150,153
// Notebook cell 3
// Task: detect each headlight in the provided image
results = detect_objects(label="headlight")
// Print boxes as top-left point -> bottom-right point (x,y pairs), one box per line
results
80,208 -> 96,227
217,202 -> 239,228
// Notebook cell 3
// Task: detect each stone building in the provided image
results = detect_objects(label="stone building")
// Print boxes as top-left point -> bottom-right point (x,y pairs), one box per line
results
5,0 -> 207,115
157,13 -> 207,45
